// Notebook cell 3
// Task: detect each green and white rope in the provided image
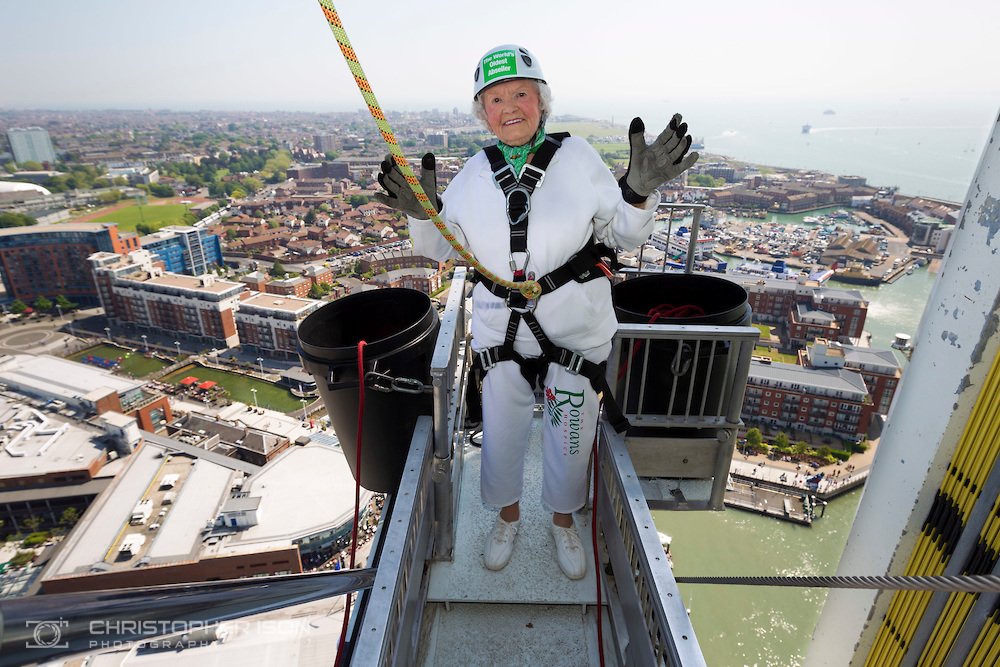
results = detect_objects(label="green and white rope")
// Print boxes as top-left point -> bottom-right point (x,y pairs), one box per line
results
316,0 -> 542,300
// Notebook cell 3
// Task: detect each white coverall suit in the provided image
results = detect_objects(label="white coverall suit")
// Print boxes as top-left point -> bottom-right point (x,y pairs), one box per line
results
408,136 -> 658,513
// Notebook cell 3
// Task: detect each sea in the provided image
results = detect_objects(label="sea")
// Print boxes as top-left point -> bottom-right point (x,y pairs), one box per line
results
574,93 -> 1000,205
655,260 -> 939,666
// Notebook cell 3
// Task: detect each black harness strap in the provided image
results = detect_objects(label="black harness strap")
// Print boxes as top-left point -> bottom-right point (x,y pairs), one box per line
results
473,237 -> 619,302
484,132 -> 568,260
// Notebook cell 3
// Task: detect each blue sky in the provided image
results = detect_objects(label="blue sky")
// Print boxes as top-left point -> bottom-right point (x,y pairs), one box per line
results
3,0 -> 999,117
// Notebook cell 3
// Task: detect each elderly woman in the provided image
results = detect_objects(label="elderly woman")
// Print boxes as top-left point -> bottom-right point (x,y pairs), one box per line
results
377,44 -> 697,579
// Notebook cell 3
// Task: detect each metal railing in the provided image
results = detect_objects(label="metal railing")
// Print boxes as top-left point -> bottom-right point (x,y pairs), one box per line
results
340,267 -> 470,666
596,421 -> 707,666
609,323 -> 759,430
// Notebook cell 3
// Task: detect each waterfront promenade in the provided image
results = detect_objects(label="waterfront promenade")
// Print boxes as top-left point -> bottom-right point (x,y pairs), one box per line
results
725,432 -> 879,524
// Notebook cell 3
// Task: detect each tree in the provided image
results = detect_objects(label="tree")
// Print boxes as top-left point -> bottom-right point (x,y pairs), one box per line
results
3,163 -> 16,174
9,300 -> 28,315
271,260 -> 287,278
241,176 -> 263,193
136,221 -> 158,236
793,441 -> 809,455
97,190 -> 122,204
148,182 -> 175,198
54,295 -> 78,311
34,296 -> 52,312
225,228 -> 238,241
59,507 -> 80,529
817,445 -> 833,459
746,428 -> 762,448
0,212 -> 38,228
773,433 -> 789,449
23,516 -> 43,533
304,210 -> 316,225
20,160 -> 43,171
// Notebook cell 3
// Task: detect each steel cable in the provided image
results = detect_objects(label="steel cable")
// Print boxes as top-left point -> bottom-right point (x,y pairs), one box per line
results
673,573 -> 1000,593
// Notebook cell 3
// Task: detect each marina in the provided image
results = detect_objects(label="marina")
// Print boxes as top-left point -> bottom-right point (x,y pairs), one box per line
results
650,203 -> 929,290
658,257 -> 937,665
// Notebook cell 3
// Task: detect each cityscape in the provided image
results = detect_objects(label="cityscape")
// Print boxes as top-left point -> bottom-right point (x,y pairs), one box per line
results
0,106 -> 983,665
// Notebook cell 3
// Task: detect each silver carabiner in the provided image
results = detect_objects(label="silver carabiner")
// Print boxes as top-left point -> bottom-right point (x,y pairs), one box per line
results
506,186 -> 531,226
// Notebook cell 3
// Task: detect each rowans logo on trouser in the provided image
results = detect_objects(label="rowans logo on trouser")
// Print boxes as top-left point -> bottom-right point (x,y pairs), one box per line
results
545,387 -> 584,456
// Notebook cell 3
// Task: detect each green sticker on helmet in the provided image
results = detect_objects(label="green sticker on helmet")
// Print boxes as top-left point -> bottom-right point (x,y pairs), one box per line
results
482,49 -> 517,85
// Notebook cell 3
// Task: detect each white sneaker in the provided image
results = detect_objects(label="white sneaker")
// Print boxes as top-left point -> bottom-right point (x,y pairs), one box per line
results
551,519 -> 586,580
484,516 -> 519,571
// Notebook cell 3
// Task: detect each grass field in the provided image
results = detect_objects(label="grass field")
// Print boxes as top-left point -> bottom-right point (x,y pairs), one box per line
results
89,200 -> 190,232
69,344 -> 171,377
162,365 -> 302,412
547,119 -> 625,139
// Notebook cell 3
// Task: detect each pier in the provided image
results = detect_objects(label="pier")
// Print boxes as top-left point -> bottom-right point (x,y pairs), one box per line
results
724,476 -> 816,525
724,456 -> 870,525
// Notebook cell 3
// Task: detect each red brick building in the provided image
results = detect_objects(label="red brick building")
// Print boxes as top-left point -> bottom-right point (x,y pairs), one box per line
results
0,223 -> 139,305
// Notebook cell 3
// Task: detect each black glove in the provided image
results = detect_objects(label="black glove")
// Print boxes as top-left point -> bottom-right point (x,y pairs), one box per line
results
375,152 -> 441,219
619,114 -> 699,204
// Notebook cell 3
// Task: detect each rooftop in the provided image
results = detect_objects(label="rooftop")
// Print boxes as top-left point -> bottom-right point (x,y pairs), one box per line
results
749,359 -> 869,397
218,443 -> 369,555
239,291 -> 317,313
145,273 -> 243,295
0,354 -> 144,403
44,434 -> 366,580
0,397 -> 109,481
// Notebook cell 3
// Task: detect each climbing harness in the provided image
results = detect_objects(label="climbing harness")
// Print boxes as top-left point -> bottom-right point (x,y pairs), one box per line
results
316,0 -> 541,301
317,1 -> 629,426
467,134 -> 629,433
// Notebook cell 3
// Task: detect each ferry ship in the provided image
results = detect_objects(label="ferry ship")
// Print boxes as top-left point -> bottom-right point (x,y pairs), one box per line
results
649,225 -> 717,261
729,259 -> 833,283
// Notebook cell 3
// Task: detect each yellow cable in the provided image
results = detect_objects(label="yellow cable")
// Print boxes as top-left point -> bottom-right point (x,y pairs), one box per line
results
315,0 -> 543,301
868,347 -> 1000,665
960,616 -> 996,667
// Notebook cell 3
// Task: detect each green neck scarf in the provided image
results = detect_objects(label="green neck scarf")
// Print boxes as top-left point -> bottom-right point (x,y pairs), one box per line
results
497,127 -> 546,177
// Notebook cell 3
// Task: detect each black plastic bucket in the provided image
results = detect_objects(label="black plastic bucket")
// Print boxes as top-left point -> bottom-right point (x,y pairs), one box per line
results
613,274 -> 751,418
297,288 -> 440,492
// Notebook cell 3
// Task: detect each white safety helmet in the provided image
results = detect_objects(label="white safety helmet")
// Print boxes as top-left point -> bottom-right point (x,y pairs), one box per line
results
473,44 -> 546,100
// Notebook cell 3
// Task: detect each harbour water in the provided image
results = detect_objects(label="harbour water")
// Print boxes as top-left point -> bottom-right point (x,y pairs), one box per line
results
655,264 -> 938,665
590,94 -> 999,204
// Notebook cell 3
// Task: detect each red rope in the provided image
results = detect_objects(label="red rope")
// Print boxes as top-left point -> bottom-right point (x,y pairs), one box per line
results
616,303 -> 709,380
591,424 -> 605,667
335,340 -> 367,667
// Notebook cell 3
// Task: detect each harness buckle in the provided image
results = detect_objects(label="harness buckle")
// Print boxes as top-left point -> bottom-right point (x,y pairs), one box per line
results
506,270 -> 535,311
506,292 -> 536,312
478,348 -> 497,371
564,351 -> 585,375
520,163 -> 546,189
492,163 -> 518,191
